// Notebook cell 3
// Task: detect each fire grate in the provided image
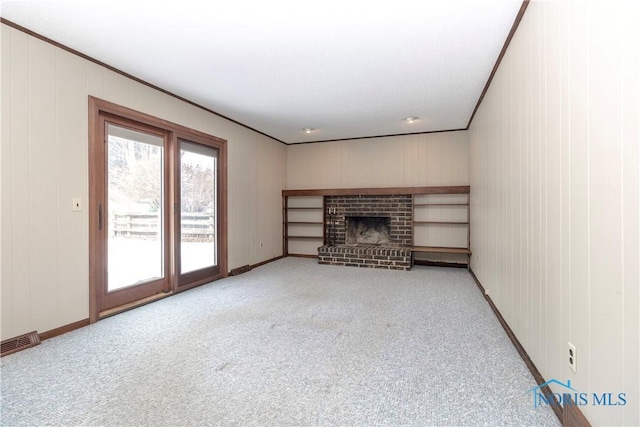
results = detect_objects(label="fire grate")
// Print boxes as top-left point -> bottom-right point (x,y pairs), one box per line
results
1,331 -> 41,357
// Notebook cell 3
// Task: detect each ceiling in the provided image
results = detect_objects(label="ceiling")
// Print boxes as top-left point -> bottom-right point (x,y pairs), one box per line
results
0,0 -> 524,144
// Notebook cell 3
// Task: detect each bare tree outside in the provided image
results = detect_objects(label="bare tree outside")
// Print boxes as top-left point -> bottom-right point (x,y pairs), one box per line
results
180,144 -> 217,273
107,129 -> 164,290
108,135 -> 162,213
180,155 -> 215,214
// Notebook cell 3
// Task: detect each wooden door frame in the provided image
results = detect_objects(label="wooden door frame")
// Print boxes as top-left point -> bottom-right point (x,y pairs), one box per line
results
88,97 -> 228,323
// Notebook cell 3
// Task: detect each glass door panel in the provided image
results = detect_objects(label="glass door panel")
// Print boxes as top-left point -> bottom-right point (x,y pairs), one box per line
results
107,124 -> 165,291
179,141 -> 218,274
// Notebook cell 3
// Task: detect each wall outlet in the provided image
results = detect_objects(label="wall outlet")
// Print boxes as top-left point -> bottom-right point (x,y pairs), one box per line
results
568,342 -> 577,373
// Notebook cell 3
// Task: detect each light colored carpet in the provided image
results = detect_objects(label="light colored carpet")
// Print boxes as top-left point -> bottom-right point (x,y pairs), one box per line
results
1,257 -> 559,426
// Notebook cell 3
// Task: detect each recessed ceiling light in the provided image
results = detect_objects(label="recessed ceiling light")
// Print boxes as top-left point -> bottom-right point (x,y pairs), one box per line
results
303,128 -> 314,134
404,117 -> 418,123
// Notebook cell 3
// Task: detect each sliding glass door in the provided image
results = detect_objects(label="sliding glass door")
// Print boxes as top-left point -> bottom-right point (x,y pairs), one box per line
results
89,98 -> 227,321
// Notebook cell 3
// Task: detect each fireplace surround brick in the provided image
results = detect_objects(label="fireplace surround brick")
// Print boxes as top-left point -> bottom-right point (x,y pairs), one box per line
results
319,194 -> 412,270
324,195 -> 413,247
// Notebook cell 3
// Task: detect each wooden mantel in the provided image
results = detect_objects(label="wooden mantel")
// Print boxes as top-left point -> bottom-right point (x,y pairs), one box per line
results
282,185 -> 470,197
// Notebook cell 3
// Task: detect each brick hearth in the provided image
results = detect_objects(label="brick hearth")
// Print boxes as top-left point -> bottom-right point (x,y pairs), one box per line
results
318,244 -> 412,271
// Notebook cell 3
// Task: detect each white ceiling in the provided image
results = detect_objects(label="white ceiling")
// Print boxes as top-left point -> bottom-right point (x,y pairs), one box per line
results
0,0 -> 524,144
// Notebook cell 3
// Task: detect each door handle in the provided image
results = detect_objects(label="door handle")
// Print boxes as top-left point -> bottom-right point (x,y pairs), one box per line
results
98,204 -> 103,230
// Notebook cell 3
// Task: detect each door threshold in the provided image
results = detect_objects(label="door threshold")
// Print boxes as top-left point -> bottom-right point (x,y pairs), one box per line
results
99,291 -> 173,319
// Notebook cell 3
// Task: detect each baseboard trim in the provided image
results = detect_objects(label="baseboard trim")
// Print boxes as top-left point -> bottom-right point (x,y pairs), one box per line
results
286,254 -> 318,259
469,269 -> 590,427
251,255 -> 285,269
563,396 -> 592,427
39,318 -> 90,341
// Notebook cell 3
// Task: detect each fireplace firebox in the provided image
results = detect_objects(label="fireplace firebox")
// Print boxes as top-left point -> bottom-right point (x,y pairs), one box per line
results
345,216 -> 391,245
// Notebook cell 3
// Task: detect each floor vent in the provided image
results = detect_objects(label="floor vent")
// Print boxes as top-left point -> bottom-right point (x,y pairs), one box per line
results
230,265 -> 252,276
1,331 -> 41,357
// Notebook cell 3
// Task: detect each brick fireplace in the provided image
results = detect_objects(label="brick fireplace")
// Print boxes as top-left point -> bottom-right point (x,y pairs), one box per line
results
318,195 -> 412,270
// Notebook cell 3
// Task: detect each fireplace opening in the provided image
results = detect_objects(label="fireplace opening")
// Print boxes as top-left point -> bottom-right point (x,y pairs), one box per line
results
345,216 -> 391,245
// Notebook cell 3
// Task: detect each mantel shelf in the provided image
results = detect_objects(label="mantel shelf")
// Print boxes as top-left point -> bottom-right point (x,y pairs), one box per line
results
283,185 -> 470,197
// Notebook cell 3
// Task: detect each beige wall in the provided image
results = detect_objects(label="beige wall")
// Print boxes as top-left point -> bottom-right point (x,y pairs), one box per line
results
0,24 -> 286,340
469,1 -> 639,425
286,131 -> 469,189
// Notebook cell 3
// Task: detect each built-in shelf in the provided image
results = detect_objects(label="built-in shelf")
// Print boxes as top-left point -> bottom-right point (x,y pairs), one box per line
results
414,203 -> 469,207
412,190 -> 471,269
283,195 -> 325,256
413,221 -> 469,225
282,186 -> 471,266
412,246 -> 471,255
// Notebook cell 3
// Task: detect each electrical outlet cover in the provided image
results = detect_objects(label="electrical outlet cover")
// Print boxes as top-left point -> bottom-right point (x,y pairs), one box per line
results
568,342 -> 577,373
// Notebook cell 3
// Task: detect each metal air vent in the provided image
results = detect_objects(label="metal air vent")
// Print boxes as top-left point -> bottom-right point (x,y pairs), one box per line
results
1,331 -> 41,357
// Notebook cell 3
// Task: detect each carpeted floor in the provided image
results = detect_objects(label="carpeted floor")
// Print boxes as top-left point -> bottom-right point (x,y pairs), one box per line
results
1,257 -> 559,426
